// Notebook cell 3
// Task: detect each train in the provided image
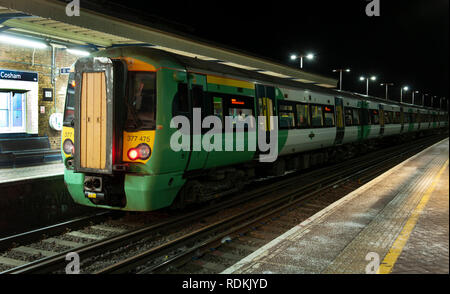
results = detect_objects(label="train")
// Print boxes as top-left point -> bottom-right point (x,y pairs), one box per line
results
61,46 -> 448,211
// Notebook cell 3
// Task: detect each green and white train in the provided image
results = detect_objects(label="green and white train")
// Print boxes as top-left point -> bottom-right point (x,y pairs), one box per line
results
61,47 -> 448,211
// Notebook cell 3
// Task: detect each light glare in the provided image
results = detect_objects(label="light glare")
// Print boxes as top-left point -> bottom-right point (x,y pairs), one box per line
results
0,34 -> 47,49
67,48 -> 90,56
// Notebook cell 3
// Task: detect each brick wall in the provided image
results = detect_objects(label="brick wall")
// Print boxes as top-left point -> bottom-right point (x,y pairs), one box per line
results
0,43 -> 77,149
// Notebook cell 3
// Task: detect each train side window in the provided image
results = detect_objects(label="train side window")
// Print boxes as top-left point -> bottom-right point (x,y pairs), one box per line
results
384,111 -> 391,124
310,104 -> 324,128
173,82 -> 189,115
296,103 -> 310,128
323,106 -> 335,127
394,112 -> 401,124
213,96 -> 224,120
352,108 -> 361,126
278,102 -> 296,129
344,107 -> 353,126
371,110 -> 380,125
226,96 -> 255,132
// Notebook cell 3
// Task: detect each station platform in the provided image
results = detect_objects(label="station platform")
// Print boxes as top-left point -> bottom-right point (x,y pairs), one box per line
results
0,162 -> 64,185
222,138 -> 449,274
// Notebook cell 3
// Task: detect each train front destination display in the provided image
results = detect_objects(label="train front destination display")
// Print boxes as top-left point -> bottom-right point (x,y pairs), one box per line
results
0,0 -> 448,289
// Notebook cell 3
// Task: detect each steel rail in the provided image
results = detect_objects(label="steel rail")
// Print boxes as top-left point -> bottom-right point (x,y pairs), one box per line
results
98,136 -> 445,274
3,134 -> 445,274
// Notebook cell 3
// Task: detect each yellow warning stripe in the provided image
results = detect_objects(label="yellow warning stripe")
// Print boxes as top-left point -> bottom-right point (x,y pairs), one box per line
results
207,75 -> 254,89
377,159 -> 449,274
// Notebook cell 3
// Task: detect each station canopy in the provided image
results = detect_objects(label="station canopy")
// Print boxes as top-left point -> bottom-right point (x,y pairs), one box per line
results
0,0 -> 337,88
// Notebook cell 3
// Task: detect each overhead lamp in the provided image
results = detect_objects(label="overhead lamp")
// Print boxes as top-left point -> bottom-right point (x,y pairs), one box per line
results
306,53 -> 314,60
67,48 -> 90,56
370,76 -> 377,81
0,34 -> 47,49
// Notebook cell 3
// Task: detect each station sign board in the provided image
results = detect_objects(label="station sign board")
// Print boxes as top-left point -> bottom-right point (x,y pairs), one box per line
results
60,67 -> 71,75
0,69 -> 38,82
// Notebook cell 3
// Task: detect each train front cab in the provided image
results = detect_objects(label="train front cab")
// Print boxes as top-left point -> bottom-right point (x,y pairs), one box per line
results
61,52 -> 186,211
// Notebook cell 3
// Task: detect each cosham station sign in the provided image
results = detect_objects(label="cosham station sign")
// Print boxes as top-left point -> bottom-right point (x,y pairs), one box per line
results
0,69 -> 38,82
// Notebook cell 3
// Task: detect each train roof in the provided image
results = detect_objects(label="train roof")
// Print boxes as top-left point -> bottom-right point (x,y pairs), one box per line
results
104,46 -> 447,113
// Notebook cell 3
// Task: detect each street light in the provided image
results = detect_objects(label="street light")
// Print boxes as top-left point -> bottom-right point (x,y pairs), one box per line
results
380,83 -> 394,100
400,86 -> 409,103
290,53 -> 314,69
360,76 -> 377,96
333,69 -> 351,90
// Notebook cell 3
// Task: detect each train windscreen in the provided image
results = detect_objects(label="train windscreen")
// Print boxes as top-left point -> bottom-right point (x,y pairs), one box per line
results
63,72 -> 75,126
126,71 -> 156,130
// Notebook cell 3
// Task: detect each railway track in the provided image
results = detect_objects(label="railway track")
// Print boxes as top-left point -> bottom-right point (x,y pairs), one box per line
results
0,134 -> 446,274
103,136 -> 444,274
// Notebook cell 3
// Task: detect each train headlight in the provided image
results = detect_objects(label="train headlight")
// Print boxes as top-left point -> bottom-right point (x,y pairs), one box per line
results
127,143 -> 151,161
137,143 -> 151,160
63,139 -> 74,155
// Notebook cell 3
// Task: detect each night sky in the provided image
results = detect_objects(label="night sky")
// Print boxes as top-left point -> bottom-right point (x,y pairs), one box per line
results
82,0 -> 449,107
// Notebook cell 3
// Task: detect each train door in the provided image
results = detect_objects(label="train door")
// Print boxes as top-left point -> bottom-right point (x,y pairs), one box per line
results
379,104 -> 385,136
400,107 -> 405,133
185,72 -> 209,171
255,84 -> 276,159
334,97 -> 345,145
256,84 -> 276,135
74,57 -> 118,174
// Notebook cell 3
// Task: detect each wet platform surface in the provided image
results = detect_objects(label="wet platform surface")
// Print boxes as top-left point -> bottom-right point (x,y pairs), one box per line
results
0,163 -> 64,185
222,138 -> 449,274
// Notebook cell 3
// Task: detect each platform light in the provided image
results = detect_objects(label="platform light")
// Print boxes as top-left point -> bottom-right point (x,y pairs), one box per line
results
67,48 -> 90,56
360,75 -> 377,95
0,34 -> 47,49
290,53 -> 315,68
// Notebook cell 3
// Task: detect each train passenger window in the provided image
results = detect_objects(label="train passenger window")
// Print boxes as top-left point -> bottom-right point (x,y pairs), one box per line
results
213,97 -> 224,120
278,102 -> 296,129
394,112 -> 401,124
384,111 -> 391,124
404,112 -> 410,123
296,103 -> 310,128
352,108 -> 361,126
173,83 -> 189,115
371,110 -> 380,125
226,95 -> 255,131
323,106 -> 335,127
344,108 -> 353,126
310,105 -> 324,128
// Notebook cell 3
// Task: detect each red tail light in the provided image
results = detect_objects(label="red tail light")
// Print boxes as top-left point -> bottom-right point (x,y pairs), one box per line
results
127,149 -> 139,161
127,143 -> 151,161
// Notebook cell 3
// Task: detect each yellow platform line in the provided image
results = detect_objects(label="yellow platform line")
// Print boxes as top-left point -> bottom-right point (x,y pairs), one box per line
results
377,159 -> 449,274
